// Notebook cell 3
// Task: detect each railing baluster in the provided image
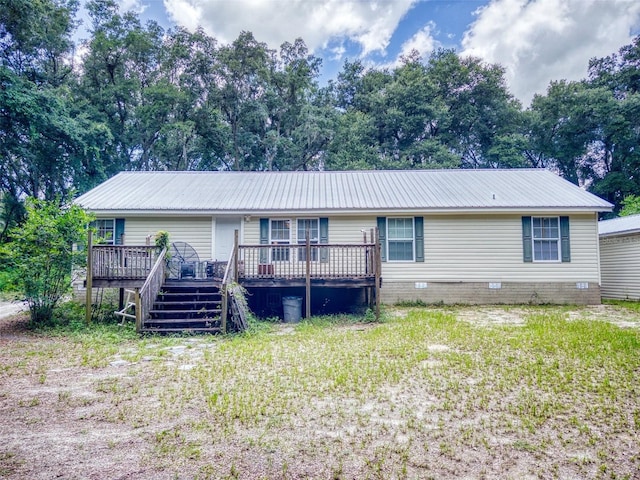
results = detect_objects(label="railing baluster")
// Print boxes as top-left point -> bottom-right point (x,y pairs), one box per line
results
92,245 -> 158,280
236,243 -> 374,280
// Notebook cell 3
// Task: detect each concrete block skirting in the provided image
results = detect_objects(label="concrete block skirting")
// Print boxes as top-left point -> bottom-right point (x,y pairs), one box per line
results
380,281 -> 601,305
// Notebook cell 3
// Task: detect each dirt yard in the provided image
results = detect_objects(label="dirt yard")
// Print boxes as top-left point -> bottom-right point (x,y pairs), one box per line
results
0,303 -> 638,479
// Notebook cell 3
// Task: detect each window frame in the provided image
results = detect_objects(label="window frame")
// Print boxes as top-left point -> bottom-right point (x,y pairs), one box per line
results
386,217 -> 415,262
531,216 -> 561,263
296,218 -> 320,262
94,218 -> 116,245
269,219 -> 292,262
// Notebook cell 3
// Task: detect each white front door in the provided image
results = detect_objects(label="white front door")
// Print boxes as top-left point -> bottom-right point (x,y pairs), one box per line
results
215,217 -> 241,261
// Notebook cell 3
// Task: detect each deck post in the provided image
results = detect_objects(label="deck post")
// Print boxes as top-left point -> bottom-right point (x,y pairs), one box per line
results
221,283 -> 227,335
374,227 -> 381,321
134,288 -> 141,333
305,230 -> 311,319
85,230 -> 93,324
233,230 -> 239,283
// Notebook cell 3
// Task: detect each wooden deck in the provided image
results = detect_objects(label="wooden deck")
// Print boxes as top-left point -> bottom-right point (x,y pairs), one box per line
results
236,243 -> 378,287
85,233 -> 382,330
90,244 -> 159,288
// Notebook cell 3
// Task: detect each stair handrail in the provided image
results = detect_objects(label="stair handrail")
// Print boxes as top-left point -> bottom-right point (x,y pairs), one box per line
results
221,249 -> 235,287
136,246 -> 167,332
219,245 -> 238,334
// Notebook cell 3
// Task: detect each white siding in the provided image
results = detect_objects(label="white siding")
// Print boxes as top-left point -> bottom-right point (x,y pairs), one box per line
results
320,216 -> 377,243
244,219 -> 259,244
121,216 -> 212,261
382,214 -> 599,283
600,234 -> 640,300
245,214 -> 599,283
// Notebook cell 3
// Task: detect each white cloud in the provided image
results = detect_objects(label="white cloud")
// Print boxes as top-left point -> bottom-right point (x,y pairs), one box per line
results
119,0 -> 146,14
461,0 -> 640,106
163,0 -> 416,55
398,21 -> 439,60
376,21 -> 439,70
330,43 -> 347,61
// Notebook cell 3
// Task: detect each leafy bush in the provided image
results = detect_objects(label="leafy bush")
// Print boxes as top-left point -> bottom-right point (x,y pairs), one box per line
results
49,301 -> 119,329
0,267 -> 18,293
3,198 -> 93,325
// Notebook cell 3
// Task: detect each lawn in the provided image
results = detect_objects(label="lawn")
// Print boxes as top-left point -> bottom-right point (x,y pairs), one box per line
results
0,304 -> 639,479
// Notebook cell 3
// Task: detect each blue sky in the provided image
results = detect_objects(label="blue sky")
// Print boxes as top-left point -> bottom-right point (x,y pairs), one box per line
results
79,0 -> 640,106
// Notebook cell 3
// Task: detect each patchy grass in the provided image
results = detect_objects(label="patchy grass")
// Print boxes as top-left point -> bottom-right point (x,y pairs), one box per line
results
603,298 -> 640,312
1,305 -> 639,479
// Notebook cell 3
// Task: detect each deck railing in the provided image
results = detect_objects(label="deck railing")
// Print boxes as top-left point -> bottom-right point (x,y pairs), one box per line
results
136,247 -> 167,332
237,243 -> 377,279
85,231 -> 381,326
91,243 -> 378,282
92,245 -> 159,279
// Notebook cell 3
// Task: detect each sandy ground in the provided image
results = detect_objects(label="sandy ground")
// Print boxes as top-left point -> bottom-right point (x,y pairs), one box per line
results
0,303 -> 638,479
0,300 -> 27,321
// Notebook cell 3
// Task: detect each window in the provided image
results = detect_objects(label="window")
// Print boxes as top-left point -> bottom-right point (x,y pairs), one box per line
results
387,218 -> 414,261
94,219 -> 115,244
297,219 -> 319,261
377,216 -> 424,263
261,218 -> 329,264
532,217 -> 560,262
270,219 -> 291,261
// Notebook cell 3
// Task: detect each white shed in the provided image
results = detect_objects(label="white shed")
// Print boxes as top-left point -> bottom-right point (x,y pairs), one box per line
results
599,214 -> 640,300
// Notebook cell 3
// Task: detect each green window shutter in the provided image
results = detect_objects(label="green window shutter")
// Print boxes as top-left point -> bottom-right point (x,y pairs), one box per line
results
259,218 -> 269,263
522,216 -> 532,263
414,216 -> 424,262
319,217 -> 329,263
115,219 -> 125,245
560,216 -> 571,262
377,217 -> 387,262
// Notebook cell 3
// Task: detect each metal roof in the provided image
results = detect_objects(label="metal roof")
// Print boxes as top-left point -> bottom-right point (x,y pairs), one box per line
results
75,169 -> 613,214
598,214 -> 640,236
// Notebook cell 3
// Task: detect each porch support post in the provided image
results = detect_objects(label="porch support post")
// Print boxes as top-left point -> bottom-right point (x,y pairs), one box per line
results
85,230 -> 93,324
221,283 -> 227,335
233,229 -> 239,283
134,288 -> 141,333
305,230 -> 311,319
374,227 -> 381,321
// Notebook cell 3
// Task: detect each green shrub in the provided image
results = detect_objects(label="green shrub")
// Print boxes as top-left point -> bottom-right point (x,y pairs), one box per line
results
4,198 -> 93,325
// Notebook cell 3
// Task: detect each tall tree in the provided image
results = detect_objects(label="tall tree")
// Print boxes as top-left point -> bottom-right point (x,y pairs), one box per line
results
80,0 -> 167,171
214,31 -> 273,170
263,38 -> 329,171
326,60 -> 393,170
382,54 -> 459,168
0,0 -> 107,233
526,81 -> 596,185
585,37 -> 640,208
427,49 -> 523,168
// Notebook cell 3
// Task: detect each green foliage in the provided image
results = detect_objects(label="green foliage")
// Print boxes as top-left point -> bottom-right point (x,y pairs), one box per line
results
4,197 -> 93,325
154,230 -> 170,252
603,298 -> 640,312
620,194 -> 640,216
0,268 -> 18,293
1,0 -> 639,218
326,50 -> 520,171
32,299 -> 119,331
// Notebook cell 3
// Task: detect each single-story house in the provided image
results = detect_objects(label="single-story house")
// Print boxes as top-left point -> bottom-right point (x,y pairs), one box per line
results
75,169 -> 611,330
598,214 -> 640,300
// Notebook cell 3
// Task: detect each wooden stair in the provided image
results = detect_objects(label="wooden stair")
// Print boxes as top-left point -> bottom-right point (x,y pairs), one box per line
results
141,280 -> 223,333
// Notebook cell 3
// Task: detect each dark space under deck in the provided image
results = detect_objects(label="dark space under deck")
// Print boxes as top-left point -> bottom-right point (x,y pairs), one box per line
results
241,276 -> 378,319
239,277 -> 376,289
